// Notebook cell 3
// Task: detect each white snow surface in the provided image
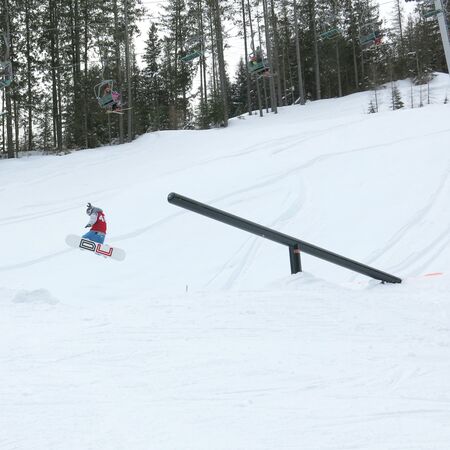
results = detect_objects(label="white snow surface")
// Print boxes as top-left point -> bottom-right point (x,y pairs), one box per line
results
1,74 -> 450,450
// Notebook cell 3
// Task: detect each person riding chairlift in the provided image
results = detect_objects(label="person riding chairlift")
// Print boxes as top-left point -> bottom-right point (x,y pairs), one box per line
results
103,83 -> 122,112
249,47 -> 263,65
0,61 -> 12,88
373,30 -> 382,46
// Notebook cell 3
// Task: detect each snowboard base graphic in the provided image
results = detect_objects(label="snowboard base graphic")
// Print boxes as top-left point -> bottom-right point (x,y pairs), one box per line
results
65,234 -> 126,261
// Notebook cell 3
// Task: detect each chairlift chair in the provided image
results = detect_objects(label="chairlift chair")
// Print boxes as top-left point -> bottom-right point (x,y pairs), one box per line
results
94,79 -> 115,109
319,28 -> 340,40
422,3 -> 442,19
248,49 -> 269,74
248,59 -> 267,74
180,49 -> 202,63
359,23 -> 383,48
180,35 -> 203,63
0,61 -> 12,89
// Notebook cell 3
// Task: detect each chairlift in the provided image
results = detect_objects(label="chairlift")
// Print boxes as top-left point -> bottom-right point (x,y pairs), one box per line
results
180,49 -> 202,63
359,23 -> 383,49
94,79 -> 116,109
422,1 -> 442,19
247,48 -> 269,75
0,61 -> 12,89
180,36 -> 203,63
319,28 -> 340,40
319,11 -> 340,40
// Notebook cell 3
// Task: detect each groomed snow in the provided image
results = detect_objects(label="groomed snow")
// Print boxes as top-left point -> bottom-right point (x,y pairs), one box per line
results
1,74 -> 449,450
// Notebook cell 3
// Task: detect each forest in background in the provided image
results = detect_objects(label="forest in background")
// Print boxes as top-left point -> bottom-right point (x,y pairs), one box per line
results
0,0 -> 449,158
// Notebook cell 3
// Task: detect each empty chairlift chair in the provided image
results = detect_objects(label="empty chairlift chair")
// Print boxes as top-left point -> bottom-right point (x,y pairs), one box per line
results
0,61 -> 12,89
180,36 -> 203,63
422,0 -> 442,19
319,28 -> 340,40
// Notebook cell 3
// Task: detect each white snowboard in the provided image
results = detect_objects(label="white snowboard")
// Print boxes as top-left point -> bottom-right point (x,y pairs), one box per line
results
65,234 -> 126,261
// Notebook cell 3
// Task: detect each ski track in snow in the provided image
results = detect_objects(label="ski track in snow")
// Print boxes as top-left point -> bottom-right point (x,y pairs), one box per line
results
363,161 -> 450,276
205,178 -> 307,289
197,123 -> 450,285
0,188 -> 119,227
0,249 -> 73,271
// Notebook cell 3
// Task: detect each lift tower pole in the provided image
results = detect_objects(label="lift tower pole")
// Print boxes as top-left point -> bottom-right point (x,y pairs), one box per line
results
435,0 -> 450,76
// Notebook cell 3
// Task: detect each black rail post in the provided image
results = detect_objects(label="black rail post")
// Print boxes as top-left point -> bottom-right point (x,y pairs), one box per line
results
289,244 -> 302,274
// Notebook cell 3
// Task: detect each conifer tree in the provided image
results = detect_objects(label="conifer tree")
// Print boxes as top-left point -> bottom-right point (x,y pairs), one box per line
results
140,23 -> 164,132
391,82 -> 404,110
230,57 -> 249,117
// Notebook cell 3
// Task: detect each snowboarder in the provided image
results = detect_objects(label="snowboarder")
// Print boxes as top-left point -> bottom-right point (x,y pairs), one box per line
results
83,203 -> 107,244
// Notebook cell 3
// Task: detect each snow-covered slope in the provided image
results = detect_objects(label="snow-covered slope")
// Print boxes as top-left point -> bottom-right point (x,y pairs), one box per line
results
1,74 -> 449,450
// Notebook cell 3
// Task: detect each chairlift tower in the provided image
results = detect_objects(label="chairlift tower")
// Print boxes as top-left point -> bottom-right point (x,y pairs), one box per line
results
433,0 -> 450,76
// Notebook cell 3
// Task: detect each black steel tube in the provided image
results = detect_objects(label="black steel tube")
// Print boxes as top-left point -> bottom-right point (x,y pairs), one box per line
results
168,192 -> 402,284
289,244 -> 302,274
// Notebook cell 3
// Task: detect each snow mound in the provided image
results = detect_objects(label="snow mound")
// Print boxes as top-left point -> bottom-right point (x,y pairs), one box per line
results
12,288 -> 59,305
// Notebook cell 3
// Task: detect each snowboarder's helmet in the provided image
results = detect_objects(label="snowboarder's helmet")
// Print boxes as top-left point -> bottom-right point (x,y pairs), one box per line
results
86,203 -> 93,215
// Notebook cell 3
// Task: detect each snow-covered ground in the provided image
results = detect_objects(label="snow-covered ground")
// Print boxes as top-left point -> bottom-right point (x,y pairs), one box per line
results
1,74 -> 449,450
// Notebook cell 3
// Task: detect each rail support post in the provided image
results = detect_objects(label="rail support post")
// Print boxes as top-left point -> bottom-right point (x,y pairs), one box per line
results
289,244 -> 302,274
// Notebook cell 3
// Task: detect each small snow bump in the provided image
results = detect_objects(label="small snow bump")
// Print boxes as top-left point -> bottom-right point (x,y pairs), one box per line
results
12,288 -> 59,305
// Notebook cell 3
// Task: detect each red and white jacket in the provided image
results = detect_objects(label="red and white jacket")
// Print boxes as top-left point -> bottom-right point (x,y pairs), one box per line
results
87,208 -> 107,234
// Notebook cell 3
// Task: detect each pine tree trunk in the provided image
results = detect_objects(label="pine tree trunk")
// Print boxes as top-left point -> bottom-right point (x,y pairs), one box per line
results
56,39 -> 63,150
13,95 -> 19,156
241,0 -> 252,115
396,0 -> 403,46
124,0 -> 133,141
311,0 -> 321,100
173,1 -> 180,129
3,0 -> 14,158
269,0 -> 283,106
210,0 -> 228,126
345,0 -> 359,90
199,0 -> 208,108
49,0 -> 62,151
1,97 -> 5,155
336,42 -> 342,97
25,0 -> 33,151
247,0 -> 263,116
83,0 -> 89,148
352,38 -> 359,90
256,14 -> 270,113
4,70 -> 14,158
262,0 -> 278,113
74,0 -> 83,147
293,0 -> 305,104
113,0 -> 124,142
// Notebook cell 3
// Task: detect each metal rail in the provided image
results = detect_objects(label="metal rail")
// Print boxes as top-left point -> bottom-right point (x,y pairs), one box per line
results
168,192 -> 402,284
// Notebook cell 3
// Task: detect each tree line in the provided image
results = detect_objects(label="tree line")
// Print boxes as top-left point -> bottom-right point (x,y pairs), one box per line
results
1,0 -> 448,158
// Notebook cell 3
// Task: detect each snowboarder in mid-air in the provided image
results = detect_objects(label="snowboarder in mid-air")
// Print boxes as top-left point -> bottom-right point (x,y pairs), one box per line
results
83,203 -> 107,244
65,203 -> 125,260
